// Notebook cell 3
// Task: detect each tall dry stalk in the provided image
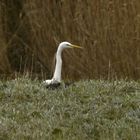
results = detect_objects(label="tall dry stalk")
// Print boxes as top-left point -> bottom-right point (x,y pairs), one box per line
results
0,0 -> 140,80
0,1 -> 11,75
23,0 -> 140,80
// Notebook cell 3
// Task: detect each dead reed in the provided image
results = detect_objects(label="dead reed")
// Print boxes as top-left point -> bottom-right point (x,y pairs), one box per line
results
0,0 -> 140,80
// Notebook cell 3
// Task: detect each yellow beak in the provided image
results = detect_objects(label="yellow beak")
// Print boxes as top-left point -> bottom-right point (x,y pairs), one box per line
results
70,44 -> 83,49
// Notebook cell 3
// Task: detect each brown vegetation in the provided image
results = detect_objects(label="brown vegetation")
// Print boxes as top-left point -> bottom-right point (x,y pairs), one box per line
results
0,0 -> 140,80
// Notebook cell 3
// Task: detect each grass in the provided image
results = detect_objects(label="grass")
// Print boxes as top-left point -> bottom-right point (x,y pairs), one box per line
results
0,77 -> 140,140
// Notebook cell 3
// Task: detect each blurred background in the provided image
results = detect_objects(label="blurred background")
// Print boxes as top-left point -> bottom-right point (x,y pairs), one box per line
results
0,0 -> 140,80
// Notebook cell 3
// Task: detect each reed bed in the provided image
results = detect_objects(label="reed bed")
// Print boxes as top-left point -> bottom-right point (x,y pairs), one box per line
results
0,0 -> 140,80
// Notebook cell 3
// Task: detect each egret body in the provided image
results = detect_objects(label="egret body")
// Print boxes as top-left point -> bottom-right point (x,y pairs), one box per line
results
43,41 -> 82,87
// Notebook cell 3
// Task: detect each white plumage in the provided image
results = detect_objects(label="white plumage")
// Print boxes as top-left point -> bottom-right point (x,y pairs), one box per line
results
43,41 -> 82,87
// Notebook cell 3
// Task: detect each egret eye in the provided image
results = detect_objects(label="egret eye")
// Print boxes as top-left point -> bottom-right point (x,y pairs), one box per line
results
67,44 -> 71,47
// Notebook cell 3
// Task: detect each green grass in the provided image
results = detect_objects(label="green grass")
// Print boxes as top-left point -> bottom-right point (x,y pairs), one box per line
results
0,77 -> 140,140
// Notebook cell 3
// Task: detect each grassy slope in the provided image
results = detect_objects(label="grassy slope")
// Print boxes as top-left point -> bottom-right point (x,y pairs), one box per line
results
0,78 -> 140,140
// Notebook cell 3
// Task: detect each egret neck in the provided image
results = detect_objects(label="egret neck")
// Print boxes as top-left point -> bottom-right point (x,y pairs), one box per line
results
52,45 -> 63,82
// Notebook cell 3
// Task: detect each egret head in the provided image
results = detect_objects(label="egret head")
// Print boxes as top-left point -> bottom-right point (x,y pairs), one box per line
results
59,41 -> 82,50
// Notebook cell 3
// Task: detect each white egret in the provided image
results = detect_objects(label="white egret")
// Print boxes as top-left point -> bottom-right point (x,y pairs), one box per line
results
43,41 -> 82,88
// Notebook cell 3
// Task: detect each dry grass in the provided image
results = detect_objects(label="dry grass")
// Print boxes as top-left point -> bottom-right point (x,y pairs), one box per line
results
0,77 -> 140,140
0,0 -> 140,80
